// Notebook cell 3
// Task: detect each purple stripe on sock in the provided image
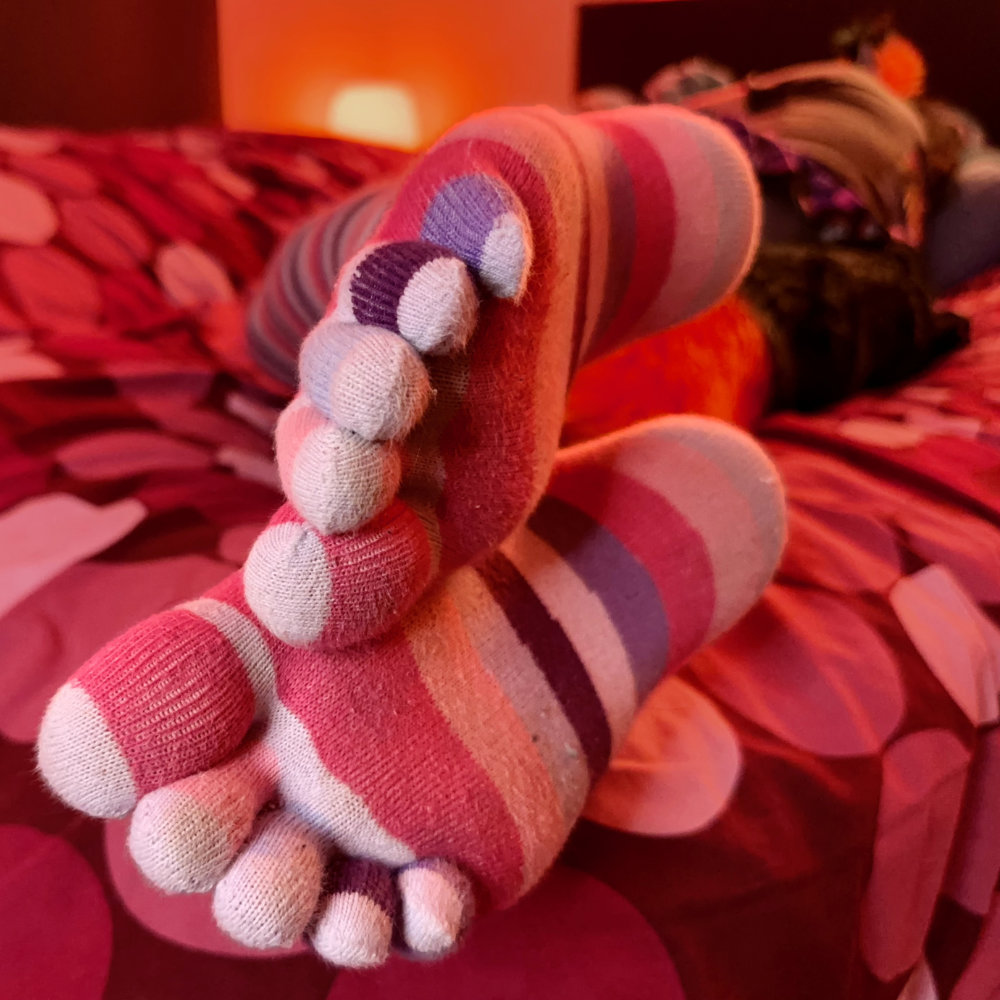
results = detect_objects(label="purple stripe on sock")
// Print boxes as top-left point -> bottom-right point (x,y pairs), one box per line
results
323,188 -> 390,285
279,222 -> 325,328
246,300 -> 298,387
350,241 -> 453,332
527,495 -> 669,702
268,273 -> 313,353
341,186 -> 396,267
420,174 -> 509,274
301,214 -> 335,316
335,858 -> 397,917
589,143 -> 636,353
478,553 -> 612,780
682,121 -> 755,319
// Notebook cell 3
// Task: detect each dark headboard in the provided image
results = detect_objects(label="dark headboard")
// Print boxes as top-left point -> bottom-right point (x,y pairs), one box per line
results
578,0 -> 1000,141
0,0 -> 220,130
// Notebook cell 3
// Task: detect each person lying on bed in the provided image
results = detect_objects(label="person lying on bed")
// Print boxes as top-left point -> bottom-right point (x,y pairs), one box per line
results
831,13 -> 1000,293
247,62 -> 968,439
579,56 -> 968,423
36,102 -> 788,967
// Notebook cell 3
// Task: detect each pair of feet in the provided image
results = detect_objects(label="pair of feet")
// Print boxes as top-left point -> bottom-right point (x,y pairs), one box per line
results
37,105 -> 784,967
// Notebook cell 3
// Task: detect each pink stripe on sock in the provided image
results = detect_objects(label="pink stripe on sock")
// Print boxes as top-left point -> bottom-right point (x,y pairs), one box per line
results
405,587 -> 568,898
76,573 -> 256,795
586,116 -> 676,356
450,566 -> 591,829
620,110 -> 720,334
610,427 -> 771,640
273,635 -> 526,907
547,464 -> 716,668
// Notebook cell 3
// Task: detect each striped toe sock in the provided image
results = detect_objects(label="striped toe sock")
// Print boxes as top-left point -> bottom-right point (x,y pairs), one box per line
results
269,415 -> 785,919
40,413 -> 784,964
246,103 -> 762,650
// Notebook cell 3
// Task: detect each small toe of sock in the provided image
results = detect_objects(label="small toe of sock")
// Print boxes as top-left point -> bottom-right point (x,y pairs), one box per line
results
130,788 -> 239,893
128,750 -> 276,893
312,859 -> 396,968
244,501 -> 435,650
213,812 -> 325,950
395,254 -> 480,354
276,399 -> 402,535
37,683 -> 137,818
419,174 -> 533,301
398,859 -> 475,958
300,320 -> 432,440
476,212 -> 531,300
335,242 -> 480,355
244,516 -> 333,647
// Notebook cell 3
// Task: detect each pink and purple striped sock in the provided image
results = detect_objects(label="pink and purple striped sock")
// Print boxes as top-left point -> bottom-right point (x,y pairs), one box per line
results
38,414 -> 785,966
245,103 -> 762,649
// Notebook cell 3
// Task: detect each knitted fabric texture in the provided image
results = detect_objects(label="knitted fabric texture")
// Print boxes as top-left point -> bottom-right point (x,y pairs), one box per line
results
38,414 -> 786,965
244,104 -> 762,650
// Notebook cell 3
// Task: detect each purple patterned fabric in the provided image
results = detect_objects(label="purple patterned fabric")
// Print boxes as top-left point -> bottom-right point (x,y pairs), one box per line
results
720,116 -> 888,244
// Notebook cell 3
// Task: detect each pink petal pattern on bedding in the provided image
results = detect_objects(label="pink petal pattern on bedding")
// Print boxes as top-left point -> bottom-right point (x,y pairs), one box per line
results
0,825 -> 113,1000
0,494 -> 145,620
0,171 -> 58,245
57,430 -> 214,478
860,730 -> 972,981
891,567 -> 1000,726
155,241 -> 235,309
3,244 -> 102,328
584,677 -> 742,836
60,196 -> 153,267
694,586 -> 906,756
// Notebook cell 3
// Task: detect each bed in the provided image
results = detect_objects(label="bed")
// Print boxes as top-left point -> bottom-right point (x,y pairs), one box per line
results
1,124 -> 999,1000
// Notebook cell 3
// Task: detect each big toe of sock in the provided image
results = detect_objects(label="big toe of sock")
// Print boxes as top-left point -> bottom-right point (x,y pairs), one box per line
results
37,683 -> 137,818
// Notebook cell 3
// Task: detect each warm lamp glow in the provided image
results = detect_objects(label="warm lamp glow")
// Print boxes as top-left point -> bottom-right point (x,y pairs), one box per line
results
326,83 -> 421,149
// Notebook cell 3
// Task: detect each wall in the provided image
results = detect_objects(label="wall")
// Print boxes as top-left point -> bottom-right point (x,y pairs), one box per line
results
580,0 -> 1000,141
217,0 -> 592,144
0,0 -> 220,130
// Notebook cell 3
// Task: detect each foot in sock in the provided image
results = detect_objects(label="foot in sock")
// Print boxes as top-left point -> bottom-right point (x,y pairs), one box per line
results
244,104 -> 761,649
37,416 -> 784,967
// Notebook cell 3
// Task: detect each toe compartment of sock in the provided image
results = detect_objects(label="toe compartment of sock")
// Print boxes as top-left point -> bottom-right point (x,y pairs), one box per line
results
398,860 -> 475,957
129,789 -> 239,893
37,683 -> 138,818
276,401 -> 403,535
213,813 -> 324,950
336,242 -> 480,355
38,597 -> 259,816
300,320 -> 432,440
244,501 -> 435,650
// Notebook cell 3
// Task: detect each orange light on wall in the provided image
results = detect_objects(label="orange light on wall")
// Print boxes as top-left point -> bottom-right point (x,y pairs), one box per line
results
216,0 -> 578,146
326,82 -> 422,150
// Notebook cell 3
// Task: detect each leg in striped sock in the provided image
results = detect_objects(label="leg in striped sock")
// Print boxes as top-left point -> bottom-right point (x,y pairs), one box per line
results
38,414 -> 784,965
244,103 -> 762,649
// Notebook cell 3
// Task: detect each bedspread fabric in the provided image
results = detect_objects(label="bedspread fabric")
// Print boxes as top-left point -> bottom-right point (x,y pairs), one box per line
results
0,126 -> 998,1000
